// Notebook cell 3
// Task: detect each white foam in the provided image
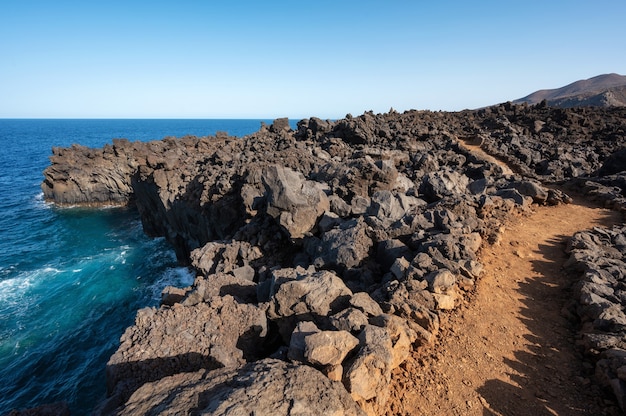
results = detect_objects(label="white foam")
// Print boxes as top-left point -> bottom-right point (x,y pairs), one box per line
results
0,275 -> 34,304
147,266 -> 196,302
0,266 -> 64,304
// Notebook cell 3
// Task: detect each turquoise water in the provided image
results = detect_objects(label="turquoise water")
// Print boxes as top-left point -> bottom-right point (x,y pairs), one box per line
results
0,119 -> 290,414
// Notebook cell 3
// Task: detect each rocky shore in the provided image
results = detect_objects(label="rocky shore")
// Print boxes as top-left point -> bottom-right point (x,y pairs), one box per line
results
40,103 -> 626,415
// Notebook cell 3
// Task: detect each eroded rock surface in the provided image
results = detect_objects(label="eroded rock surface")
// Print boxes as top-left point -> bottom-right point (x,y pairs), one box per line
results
101,359 -> 366,416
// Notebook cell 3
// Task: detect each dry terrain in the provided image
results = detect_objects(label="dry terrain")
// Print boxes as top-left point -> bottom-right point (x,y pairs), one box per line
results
386,145 -> 624,415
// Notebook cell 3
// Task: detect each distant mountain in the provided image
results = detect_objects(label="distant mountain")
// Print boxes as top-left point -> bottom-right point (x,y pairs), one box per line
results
513,73 -> 626,107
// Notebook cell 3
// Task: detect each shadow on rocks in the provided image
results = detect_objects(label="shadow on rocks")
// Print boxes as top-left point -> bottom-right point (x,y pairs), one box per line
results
95,352 -> 224,415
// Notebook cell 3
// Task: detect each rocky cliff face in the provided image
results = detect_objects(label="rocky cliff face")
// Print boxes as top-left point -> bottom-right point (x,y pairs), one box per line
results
42,105 -> 626,414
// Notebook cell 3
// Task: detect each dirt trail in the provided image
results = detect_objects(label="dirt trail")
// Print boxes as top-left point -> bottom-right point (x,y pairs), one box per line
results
385,144 -> 624,415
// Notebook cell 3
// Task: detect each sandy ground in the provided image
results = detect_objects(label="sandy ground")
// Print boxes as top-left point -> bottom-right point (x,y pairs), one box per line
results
385,143 -> 624,415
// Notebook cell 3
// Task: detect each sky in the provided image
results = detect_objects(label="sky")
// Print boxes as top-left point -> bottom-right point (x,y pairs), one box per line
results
1,0 -> 625,119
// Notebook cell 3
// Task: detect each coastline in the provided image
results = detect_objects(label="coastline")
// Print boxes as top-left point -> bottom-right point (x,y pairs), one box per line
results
35,105 -> 626,414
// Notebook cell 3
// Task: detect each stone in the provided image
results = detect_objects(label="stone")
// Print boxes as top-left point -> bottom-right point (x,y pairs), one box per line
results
312,218 -> 374,270
304,330 -> 360,366
231,264 -> 255,281
419,169 -> 470,203
351,195 -> 371,215
432,293 -> 457,310
425,269 -> 457,294
40,104 -> 626,415
160,285 -> 189,306
288,321 -> 321,362
330,307 -> 370,333
367,190 -> 405,223
329,195 -> 352,217
104,296 -> 268,406
344,325 -> 394,405
376,239 -> 413,270
390,257 -> 411,280
324,364 -> 344,382
350,292 -> 384,317
262,165 -> 330,239
99,359 -> 366,416
370,313 -> 418,368
182,273 -> 257,305
268,270 -> 353,342
511,180 -> 548,204
190,240 -> 262,276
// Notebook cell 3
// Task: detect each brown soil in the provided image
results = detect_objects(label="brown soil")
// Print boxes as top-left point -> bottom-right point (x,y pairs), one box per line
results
385,143 -> 624,415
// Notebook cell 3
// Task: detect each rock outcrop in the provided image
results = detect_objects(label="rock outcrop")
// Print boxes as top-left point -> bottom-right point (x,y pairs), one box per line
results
101,359 -> 366,416
42,103 -> 626,414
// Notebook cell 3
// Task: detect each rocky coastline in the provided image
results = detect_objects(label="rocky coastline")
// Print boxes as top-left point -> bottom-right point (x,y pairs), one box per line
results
39,103 -> 626,415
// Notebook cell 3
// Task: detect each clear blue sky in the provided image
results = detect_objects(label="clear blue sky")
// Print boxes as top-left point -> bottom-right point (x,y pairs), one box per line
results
1,0 -> 625,119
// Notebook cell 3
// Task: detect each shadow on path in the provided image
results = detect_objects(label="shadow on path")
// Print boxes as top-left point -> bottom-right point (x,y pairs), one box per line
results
477,210 -> 622,415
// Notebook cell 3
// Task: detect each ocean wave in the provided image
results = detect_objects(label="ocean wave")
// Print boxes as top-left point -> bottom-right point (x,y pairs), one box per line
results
0,268 -> 50,304
32,192 -> 53,210
145,266 -> 196,302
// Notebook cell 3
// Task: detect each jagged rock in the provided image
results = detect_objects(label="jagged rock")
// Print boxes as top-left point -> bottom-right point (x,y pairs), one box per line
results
330,307 -> 370,333
41,141 -> 137,206
103,296 -> 268,408
288,321 -> 321,362
597,147 -> 626,176
190,240 -> 262,276
377,239 -> 413,270
311,218 -> 374,270
419,169 -> 470,203
510,180 -> 549,204
160,285 -> 189,306
101,359 -> 366,416
496,188 -> 529,206
350,292 -> 384,317
425,269 -> 457,294
342,321 -> 413,415
182,273 -> 258,305
367,190 -> 406,223
565,225 -> 626,410
329,195 -> 352,217
262,165 -> 330,239
268,270 -> 353,342
304,330 -> 360,367
370,313 -> 418,368
345,326 -> 394,403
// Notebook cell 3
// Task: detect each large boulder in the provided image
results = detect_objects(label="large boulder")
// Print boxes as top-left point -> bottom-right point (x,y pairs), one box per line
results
100,359 -> 366,416
261,165 -> 330,239
419,169 -> 470,203
310,218 -> 374,270
268,270 -> 353,342
104,296 -> 268,408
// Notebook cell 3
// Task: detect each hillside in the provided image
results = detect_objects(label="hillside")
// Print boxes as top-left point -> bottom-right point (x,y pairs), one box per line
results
514,73 -> 626,107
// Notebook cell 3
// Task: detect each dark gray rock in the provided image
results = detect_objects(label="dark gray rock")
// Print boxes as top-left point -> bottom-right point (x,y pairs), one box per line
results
311,218 -> 373,271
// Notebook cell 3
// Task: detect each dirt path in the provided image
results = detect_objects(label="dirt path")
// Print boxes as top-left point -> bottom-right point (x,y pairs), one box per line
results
387,198 -> 622,415
384,141 -> 624,415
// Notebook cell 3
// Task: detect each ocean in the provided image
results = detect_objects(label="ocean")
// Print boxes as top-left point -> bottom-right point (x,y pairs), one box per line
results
0,119 -> 295,414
